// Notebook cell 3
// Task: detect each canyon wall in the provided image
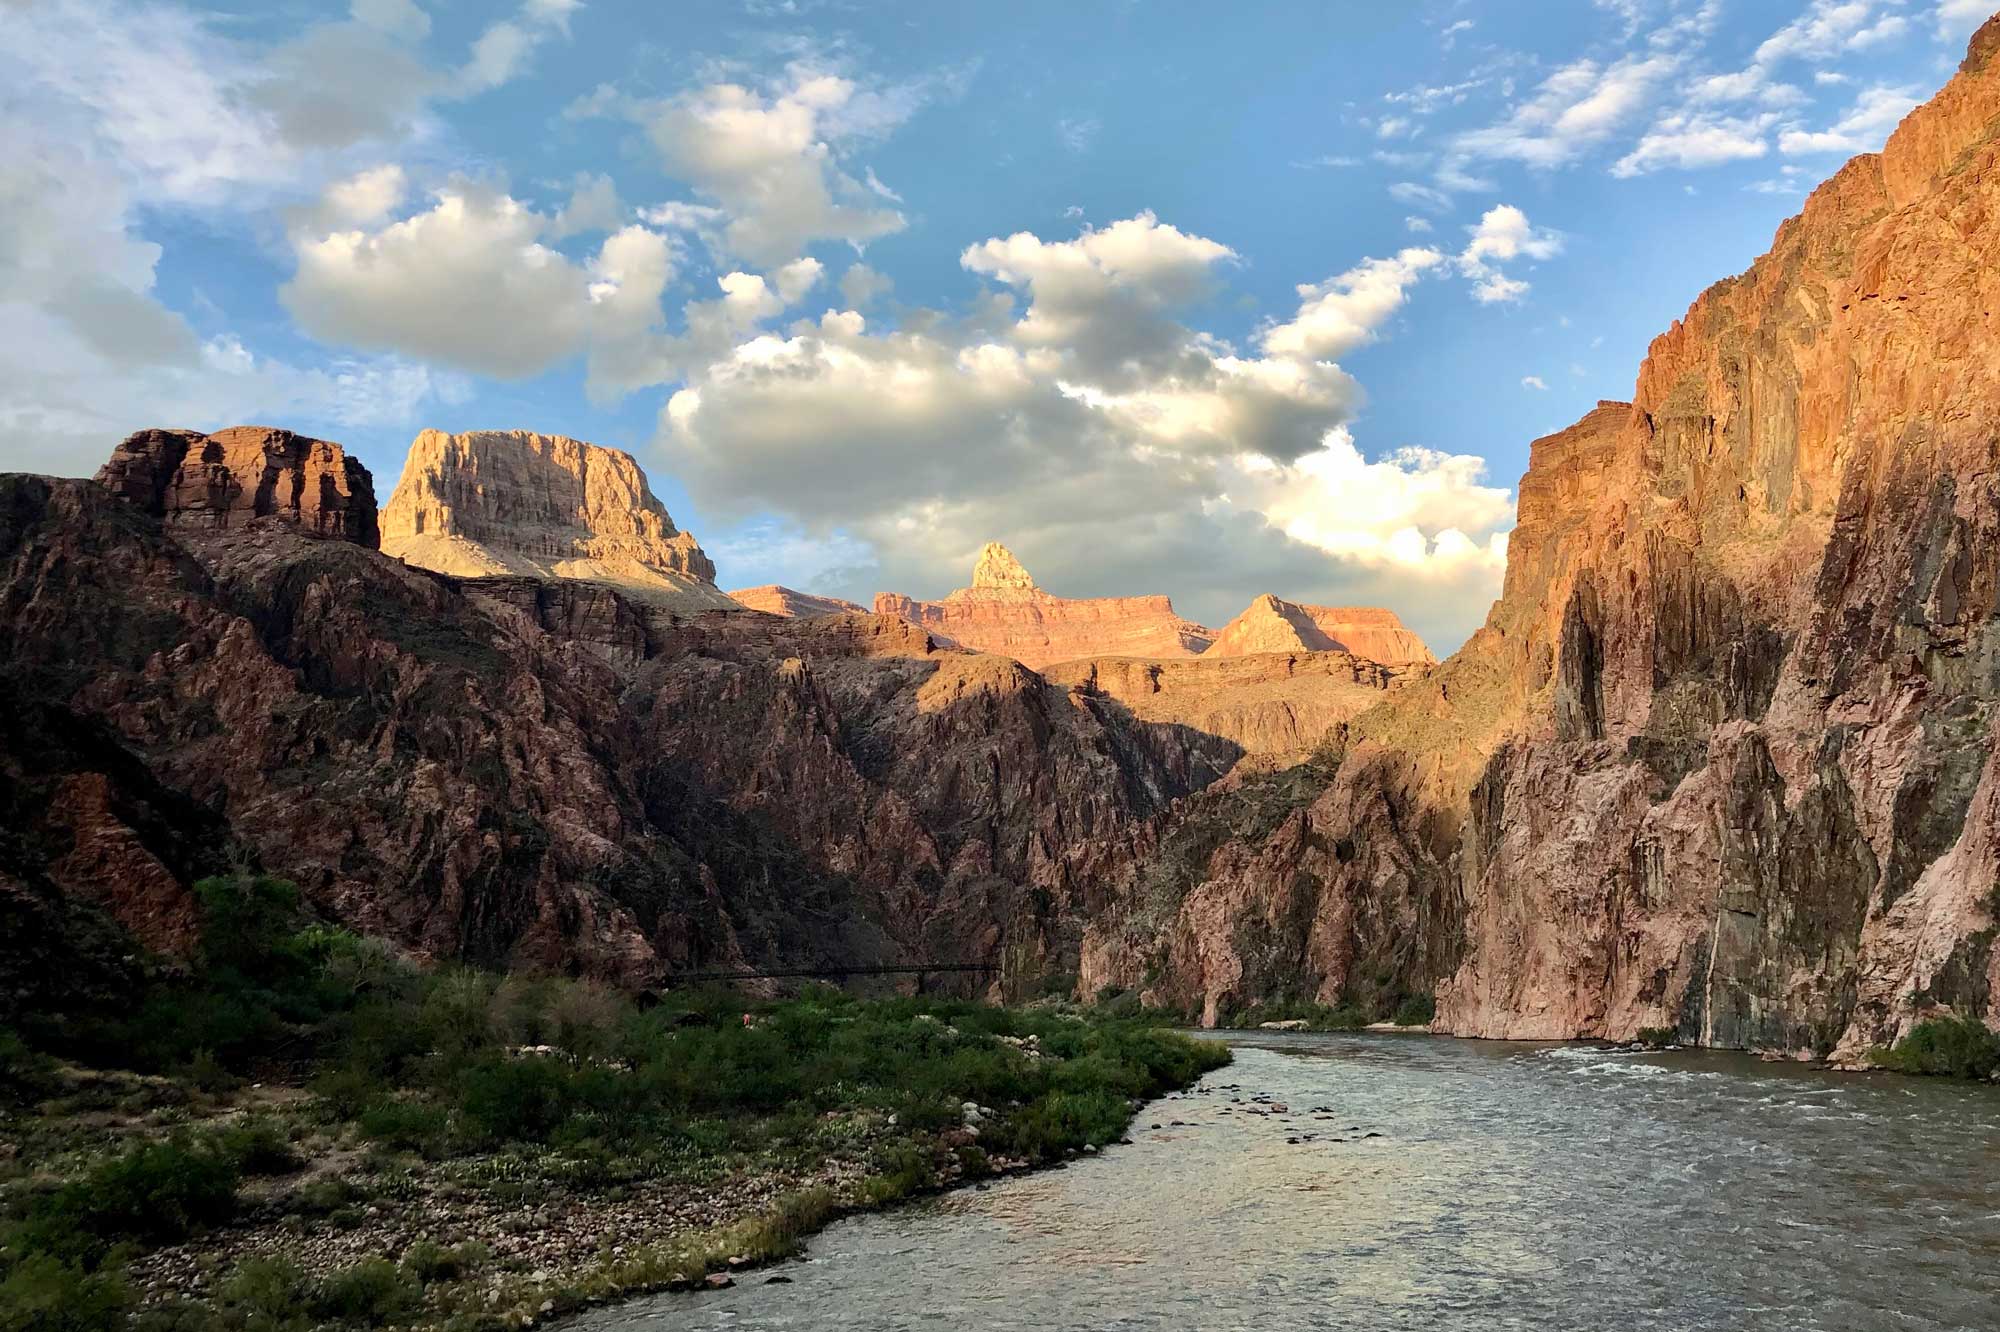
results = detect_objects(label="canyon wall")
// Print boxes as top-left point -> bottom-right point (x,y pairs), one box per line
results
726,585 -> 868,618
1206,595 -> 1436,671
875,542 -> 1216,668
1,441 -> 1239,1014
380,429 -> 737,613
1085,18 -> 2000,1053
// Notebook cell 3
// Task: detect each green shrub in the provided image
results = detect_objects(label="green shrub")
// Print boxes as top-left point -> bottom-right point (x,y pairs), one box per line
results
213,1118 -> 302,1177
1633,1026 -> 1677,1049
1871,1016 -> 2000,1080
356,1099 -> 450,1155
0,1255 -> 132,1332
1391,993 -> 1436,1027
311,1258 -> 421,1327
215,1257 -> 308,1328
400,1240 -> 485,1283
11,1136 -> 239,1265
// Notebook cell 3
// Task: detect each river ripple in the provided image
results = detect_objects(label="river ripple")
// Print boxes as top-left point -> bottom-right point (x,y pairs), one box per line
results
574,1032 -> 2000,1331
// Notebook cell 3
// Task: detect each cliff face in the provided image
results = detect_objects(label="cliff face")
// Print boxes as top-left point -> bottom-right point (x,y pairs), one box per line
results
875,542 -> 1215,668
380,429 -> 737,613
1042,650 -> 1415,768
94,426 -> 379,547
726,585 -> 868,618
1086,18 -> 2000,1053
0,453 -> 1238,1010
1207,595 -> 1436,670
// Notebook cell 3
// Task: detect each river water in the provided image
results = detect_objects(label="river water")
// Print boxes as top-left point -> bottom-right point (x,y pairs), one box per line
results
574,1032 -> 2000,1331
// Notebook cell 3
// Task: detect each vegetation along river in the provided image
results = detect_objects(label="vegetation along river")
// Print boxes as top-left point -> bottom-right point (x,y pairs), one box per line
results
573,1031 -> 2000,1332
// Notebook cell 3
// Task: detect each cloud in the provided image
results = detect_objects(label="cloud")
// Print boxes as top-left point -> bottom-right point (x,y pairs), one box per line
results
961,211 -> 1237,384
1453,54 -> 1680,170
460,0 -> 582,94
1456,205 -> 1562,303
0,0 -> 458,476
1521,375 -> 1549,390
654,213 -> 1513,648
1405,216 -> 1434,233
621,67 -> 914,266
1755,1 -> 1911,64
838,262 -> 893,308
1057,116 -> 1101,152
1390,181 -> 1454,212
351,0 -> 431,42
283,184 -> 661,379
1377,116 -> 1413,139
550,173 -> 624,238
1778,83 -> 1921,153
1260,249 -> 1444,360
1612,110 -> 1775,175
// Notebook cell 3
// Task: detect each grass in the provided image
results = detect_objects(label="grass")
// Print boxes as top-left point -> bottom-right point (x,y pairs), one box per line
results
1869,1016 -> 2000,1080
2,874 -> 1231,1332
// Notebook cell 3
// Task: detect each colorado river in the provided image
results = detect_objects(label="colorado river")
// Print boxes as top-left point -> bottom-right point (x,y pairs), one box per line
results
574,1032 -> 2000,1331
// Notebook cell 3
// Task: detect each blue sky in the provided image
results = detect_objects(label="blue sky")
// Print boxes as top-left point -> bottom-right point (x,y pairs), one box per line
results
2,0 -> 1988,650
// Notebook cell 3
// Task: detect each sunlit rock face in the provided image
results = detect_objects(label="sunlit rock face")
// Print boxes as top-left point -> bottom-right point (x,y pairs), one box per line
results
726,585 -> 868,618
874,542 -> 1216,669
380,429 -> 737,613
1085,18 -> 2000,1056
1206,594 -> 1435,671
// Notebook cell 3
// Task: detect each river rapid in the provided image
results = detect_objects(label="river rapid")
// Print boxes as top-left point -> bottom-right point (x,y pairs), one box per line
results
573,1032 -> 2000,1331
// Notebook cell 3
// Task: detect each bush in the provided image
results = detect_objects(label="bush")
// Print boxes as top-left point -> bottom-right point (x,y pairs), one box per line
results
11,1136 -> 239,1265
0,1255 -> 132,1332
1872,1016 -> 2000,1080
400,1240 -> 485,1284
311,1258 -> 420,1327
1633,1026 -> 1677,1049
356,1099 -> 450,1156
213,1118 -> 302,1177
1391,993 -> 1436,1027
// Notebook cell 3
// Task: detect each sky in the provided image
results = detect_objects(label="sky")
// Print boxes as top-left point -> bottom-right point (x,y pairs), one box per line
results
1,0 -> 1990,652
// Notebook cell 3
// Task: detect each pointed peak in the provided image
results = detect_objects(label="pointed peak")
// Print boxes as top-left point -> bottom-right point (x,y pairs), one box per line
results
971,541 -> 1038,592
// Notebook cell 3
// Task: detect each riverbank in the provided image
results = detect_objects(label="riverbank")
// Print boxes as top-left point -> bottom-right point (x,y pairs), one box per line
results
0,876 -> 1229,1331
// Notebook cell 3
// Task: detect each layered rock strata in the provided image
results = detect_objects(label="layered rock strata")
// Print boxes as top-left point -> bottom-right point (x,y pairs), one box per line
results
1206,595 -> 1435,670
726,585 -> 869,618
380,429 -> 736,613
1042,651 -> 1414,766
94,426 -> 378,546
875,542 -> 1215,669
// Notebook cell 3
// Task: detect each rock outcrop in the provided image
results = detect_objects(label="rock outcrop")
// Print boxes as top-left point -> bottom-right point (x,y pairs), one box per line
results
1084,17 -> 2000,1054
1042,650 -> 1414,767
1207,595 -> 1435,670
727,585 -> 868,618
94,426 -> 379,547
380,429 -> 736,613
875,542 -> 1215,669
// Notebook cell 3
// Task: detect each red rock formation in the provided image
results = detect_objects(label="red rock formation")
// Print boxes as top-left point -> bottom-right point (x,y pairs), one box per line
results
875,542 -> 1215,668
94,426 -> 378,546
727,585 -> 868,618
1206,595 -> 1435,670
1084,18 -> 2000,1054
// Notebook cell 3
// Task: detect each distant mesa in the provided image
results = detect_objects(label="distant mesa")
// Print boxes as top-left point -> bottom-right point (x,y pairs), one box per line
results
1208,593 -> 1435,670
874,541 -> 1215,670
727,585 -> 868,618
380,429 -> 737,613
95,425 -> 379,548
